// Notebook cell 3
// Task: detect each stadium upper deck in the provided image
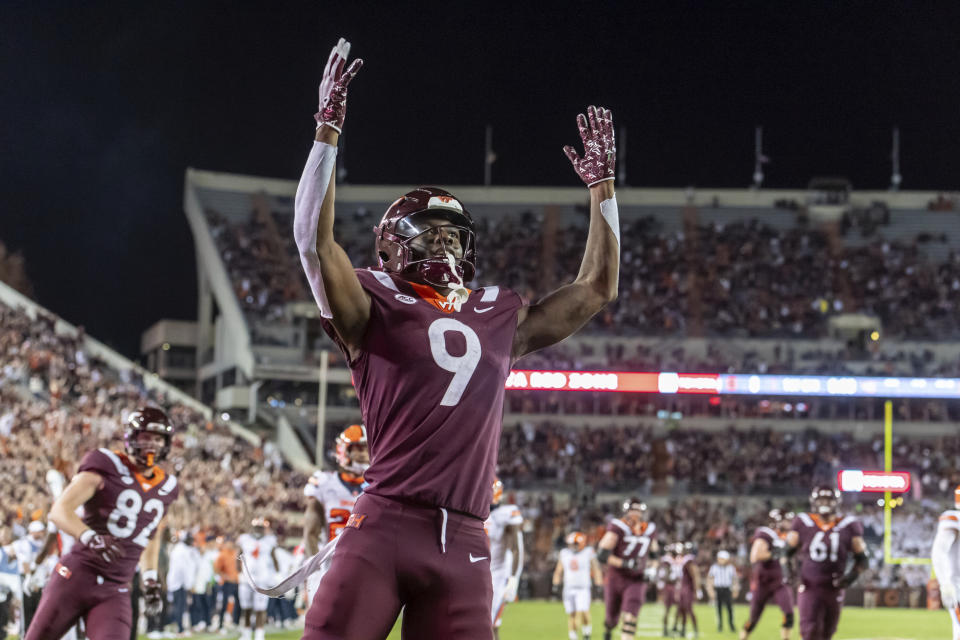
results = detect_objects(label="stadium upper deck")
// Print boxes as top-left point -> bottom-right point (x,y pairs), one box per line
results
179,169 -> 960,450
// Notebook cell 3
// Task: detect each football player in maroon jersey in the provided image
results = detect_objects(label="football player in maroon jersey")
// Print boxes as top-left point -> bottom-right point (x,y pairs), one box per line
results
24,407 -> 178,640
741,509 -> 794,640
786,485 -> 868,640
597,499 -> 658,640
290,37 -> 620,640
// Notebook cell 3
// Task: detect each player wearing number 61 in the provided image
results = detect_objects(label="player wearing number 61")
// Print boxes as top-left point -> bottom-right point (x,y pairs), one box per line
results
24,407 -> 178,640
291,37 -> 619,640
785,485 -> 868,640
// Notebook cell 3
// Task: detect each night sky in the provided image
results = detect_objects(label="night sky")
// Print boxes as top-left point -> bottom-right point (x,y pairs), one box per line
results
3,2 -> 959,357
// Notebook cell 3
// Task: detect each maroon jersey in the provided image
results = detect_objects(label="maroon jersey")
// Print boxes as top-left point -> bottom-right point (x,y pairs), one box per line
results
72,448 -> 179,582
659,555 -> 682,586
680,555 -> 696,589
323,269 -> 523,519
606,518 -> 657,578
791,512 -> 863,589
750,526 -> 786,590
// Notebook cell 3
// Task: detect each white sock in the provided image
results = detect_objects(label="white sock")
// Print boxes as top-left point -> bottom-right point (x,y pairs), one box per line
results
569,631 -> 578,640
584,624 -> 592,636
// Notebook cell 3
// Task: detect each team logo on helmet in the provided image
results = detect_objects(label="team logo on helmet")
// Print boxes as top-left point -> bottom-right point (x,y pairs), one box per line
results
335,424 -> 369,476
374,187 -> 477,288
124,407 -> 174,468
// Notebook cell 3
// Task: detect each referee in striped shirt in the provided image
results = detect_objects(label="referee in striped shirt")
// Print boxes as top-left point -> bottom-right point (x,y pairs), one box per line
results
707,550 -> 738,632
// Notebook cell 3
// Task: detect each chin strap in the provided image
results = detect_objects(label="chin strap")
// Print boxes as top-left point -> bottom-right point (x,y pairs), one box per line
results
444,252 -> 470,312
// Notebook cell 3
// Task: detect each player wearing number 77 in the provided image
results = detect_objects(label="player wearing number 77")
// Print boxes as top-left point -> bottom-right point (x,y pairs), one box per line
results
24,407 -> 178,640
785,485 -> 868,640
291,37 -> 619,640
597,499 -> 658,640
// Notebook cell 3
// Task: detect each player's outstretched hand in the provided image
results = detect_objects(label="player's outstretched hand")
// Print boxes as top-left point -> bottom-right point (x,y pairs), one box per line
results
315,37 -> 363,133
142,570 -> 164,616
80,529 -> 123,564
563,105 -> 616,187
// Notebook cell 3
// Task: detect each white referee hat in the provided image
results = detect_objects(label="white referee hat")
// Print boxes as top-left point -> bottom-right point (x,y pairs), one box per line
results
717,550 -> 730,560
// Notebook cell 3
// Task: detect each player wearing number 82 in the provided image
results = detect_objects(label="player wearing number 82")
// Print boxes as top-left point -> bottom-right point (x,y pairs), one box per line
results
294,37 -> 620,640
24,407 -> 178,640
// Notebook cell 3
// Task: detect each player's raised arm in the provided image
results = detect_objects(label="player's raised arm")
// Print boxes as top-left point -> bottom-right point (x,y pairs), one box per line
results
513,106 -> 619,359
294,38 -> 370,352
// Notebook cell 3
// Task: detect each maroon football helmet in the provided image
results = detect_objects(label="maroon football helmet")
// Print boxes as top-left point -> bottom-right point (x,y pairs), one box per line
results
124,407 -> 174,467
374,187 -> 477,287
810,484 -> 840,516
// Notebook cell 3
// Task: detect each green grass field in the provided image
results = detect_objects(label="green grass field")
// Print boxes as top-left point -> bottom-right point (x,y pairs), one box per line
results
126,601 -> 945,640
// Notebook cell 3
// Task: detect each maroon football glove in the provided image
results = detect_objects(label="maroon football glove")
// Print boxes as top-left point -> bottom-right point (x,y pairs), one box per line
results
563,105 -> 616,187
142,570 -> 164,616
80,529 -> 123,564
314,37 -> 363,133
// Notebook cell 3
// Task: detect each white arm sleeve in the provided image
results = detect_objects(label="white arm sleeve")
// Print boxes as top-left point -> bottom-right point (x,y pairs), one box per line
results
294,141 -> 339,319
599,195 -> 620,248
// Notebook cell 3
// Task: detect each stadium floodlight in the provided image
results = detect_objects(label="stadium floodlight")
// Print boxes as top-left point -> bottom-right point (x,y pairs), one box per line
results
890,126 -> 902,191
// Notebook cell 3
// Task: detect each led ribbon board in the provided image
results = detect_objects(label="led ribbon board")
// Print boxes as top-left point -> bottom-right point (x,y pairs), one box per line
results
505,370 -> 960,399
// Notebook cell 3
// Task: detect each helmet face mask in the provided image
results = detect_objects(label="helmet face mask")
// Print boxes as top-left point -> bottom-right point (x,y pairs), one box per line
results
810,485 -> 841,517
770,508 -> 795,532
124,407 -> 173,468
251,517 -> 270,538
375,188 -> 477,287
622,497 -> 647,526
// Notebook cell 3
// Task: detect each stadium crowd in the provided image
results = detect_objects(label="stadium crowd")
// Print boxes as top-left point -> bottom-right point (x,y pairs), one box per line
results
497,421 -> 960,497
206,204 -> 960,343
0,300 -> 311,634
0,290 -> 950,635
